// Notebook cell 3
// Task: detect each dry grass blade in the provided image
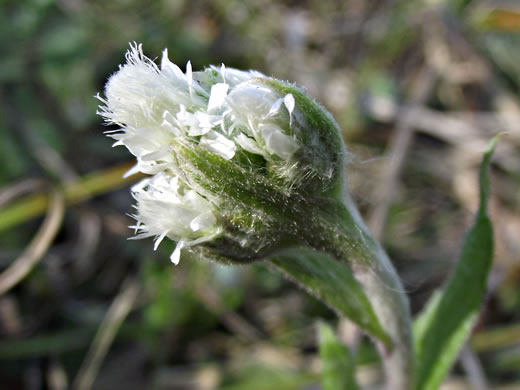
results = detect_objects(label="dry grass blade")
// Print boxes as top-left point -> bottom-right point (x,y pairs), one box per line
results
362,96 -> 519,171
0,186 -> 65,296
460,345 -> 489,390
368,67 -> 437,239
72,277 -> 140,390
0,179 -> 45,208
471,323 -> 520,352
47,358 -> 68,390
197,284 -> 262,343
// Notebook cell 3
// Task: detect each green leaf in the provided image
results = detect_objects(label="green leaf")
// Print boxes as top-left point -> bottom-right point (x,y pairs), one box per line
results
269,247 -> 391,347
319,322 -> 359,390
414,135 -> 501,390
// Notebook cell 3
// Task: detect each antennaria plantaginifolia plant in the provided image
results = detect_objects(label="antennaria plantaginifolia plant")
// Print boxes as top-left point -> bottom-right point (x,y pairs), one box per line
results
99,43 -> 499,390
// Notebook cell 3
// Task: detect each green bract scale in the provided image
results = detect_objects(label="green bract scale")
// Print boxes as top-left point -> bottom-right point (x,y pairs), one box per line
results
98,43 -> 346,265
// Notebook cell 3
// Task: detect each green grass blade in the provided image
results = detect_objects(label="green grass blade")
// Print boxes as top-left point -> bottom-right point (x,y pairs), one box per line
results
319,322 -> 359,390
414,135 -> 501,390
269,248 -> 391,348
0,162 -> 140,233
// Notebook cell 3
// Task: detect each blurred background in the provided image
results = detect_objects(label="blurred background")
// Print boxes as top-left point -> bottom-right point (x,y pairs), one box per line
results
1,0 -> 520,389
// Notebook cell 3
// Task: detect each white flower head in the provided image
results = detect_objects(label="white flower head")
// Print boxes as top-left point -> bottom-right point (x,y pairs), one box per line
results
99,43 -> 345,264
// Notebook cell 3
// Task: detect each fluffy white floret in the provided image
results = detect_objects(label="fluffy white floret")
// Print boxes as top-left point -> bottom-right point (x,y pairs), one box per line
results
226,84 -> 300,160
130,172 -> 221,264
99,43 -> 301,173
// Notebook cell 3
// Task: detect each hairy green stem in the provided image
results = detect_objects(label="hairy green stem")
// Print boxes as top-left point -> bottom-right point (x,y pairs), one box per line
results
343,195 -> 414,390
300,195 -> 414,390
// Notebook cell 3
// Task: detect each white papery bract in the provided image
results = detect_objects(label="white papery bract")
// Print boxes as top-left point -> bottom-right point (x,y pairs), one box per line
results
98,43 -> 303,263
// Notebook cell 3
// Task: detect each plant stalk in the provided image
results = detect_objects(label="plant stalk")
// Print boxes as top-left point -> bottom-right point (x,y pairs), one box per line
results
302,194 -> 414,390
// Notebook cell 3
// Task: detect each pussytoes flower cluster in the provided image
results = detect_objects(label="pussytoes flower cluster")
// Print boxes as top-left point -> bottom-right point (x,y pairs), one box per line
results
98,43 -> 345,264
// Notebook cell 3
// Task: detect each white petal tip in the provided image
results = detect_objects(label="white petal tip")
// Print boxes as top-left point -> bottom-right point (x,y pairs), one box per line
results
123,165 -> 140,178
207,83 -> 230,112
153,231 -> 168,251
284,94 -> 295,114
170,242 -> 184,265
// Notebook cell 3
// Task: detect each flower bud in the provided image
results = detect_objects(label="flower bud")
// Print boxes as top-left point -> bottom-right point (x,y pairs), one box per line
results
98,43 -> 347,264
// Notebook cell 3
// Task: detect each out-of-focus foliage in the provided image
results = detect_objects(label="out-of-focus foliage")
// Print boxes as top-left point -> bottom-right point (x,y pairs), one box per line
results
319,322 -> 358,390
1,0 -> 520,389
